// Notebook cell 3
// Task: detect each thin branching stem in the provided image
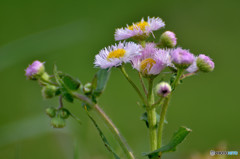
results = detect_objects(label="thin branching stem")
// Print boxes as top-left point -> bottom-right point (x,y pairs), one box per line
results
119,65 -> 147,105
138,72 -> 148,96
157,69 -> 184,159
72,92 -> 136,159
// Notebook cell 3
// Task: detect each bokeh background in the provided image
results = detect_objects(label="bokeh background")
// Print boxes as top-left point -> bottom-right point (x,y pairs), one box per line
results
0,0 -> 239,159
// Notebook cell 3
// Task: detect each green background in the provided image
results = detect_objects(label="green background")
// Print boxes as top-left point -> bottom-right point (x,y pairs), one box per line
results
0,0 -> 239,158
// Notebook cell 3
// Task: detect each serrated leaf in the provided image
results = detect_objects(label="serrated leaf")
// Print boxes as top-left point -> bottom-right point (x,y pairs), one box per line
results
86,110 -> 120,159
60,74 -> 80,91
53,65 -> 74,103
144,127 -> 191,158
92,69 -> 111,97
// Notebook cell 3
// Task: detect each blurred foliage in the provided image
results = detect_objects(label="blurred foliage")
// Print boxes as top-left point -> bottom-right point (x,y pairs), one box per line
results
0,0 -> 239,159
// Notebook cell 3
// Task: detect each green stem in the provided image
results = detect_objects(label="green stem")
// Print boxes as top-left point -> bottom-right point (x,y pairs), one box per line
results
119,65 -> 147,105
157,96 -> 171,148
138,72 -> 148,96
152,97 -> 164,109
171,69 -> 184,90
157,69 -> 184,158
72,93 -> 135,159
147,78 -> 157,151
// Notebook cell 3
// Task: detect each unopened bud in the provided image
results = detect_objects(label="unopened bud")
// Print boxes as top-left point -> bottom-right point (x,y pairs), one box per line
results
171,48 -> 195,69
83,83 -> 92,94
42,85 -> 57,98
45,107 -> 56,118
156,82 -> 171,97
25,60 -> 45,80
196,54 -> 215,72
59,108 -> 70,119
159,31 -> 177,48
51,117 -> 66,128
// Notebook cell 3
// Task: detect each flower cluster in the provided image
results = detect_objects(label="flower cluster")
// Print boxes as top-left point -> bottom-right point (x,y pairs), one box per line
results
25,16 -> 216,159
94,16 -> 215,77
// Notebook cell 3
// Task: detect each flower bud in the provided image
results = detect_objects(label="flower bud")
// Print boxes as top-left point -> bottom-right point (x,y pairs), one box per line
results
59,108 -> 70,119
51,117 -> 66,128
159,31 -> 177,48
196,54 -> 215,72
41,85 -> 57,98
171,48 -> 195,69
156,82 -> 171,97
45,107 -> 56,118
83,83 -> 92,94
25,60 -> 45,80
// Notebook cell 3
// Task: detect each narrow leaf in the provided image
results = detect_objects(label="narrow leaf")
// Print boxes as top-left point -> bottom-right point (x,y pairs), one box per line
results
144,127 -> 191,158
92,69 -> 111,97
86,110 -> 120,159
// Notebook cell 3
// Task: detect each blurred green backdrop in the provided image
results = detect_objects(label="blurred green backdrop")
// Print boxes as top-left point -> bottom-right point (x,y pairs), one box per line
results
0,0 -> 239,159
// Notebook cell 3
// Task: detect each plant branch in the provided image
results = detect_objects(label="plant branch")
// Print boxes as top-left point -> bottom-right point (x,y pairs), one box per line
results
72,92 -> 136,159
180,71 -> 198,80
147,78 -> 157,151
119,65 -> 147,105
157,69 -> 184,158
138,72 -> 148,96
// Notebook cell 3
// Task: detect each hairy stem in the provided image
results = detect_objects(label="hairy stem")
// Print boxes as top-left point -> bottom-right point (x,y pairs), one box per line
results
147,78 -> 157,151
119,65 -> 147,105
157,69 -> 184,158
157,96 -> 170,148
72,92 -> 135,159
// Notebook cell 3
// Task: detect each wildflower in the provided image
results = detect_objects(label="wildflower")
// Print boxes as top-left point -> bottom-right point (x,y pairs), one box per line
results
25,60 -> 45,79
132,43 -> 171,77
159,31 -> 177,48
156,82 -> 171,97
196,54 -> 215,72
115,17 -> 165,41
94,42 -> 141,69
171,48 -> 195,69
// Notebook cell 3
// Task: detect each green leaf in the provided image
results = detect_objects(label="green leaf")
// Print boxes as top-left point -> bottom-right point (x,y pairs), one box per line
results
53,65 -> 75,103
144,127 -> 191,158
92,69 -> 111,97
60,74 -> 81,91
86,111 -> 120,159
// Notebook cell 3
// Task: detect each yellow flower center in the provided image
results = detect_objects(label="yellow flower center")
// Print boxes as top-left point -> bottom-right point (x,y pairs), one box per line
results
107,49 -> 126,59
128,21 -> 149,31
140,58 -> 156,74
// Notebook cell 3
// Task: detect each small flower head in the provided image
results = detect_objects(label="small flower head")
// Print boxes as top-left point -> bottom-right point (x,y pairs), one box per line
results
132,43 -> 171,77
156,82 -> 171,97
159,31 -> 177,48
196,54 -> 215,72
51,117 -> 66,128
115,17 -> 165,41
41,85 -> 57,99
171,48 -> 195,69
94,42 -> 141,69
46,107 -> 56,118
25,60 -> 45,79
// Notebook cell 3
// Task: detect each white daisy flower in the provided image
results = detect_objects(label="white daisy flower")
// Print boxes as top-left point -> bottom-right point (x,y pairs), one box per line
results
94,42 -> 142,69
115,17 -> 165,41
131,43 -> 171,76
